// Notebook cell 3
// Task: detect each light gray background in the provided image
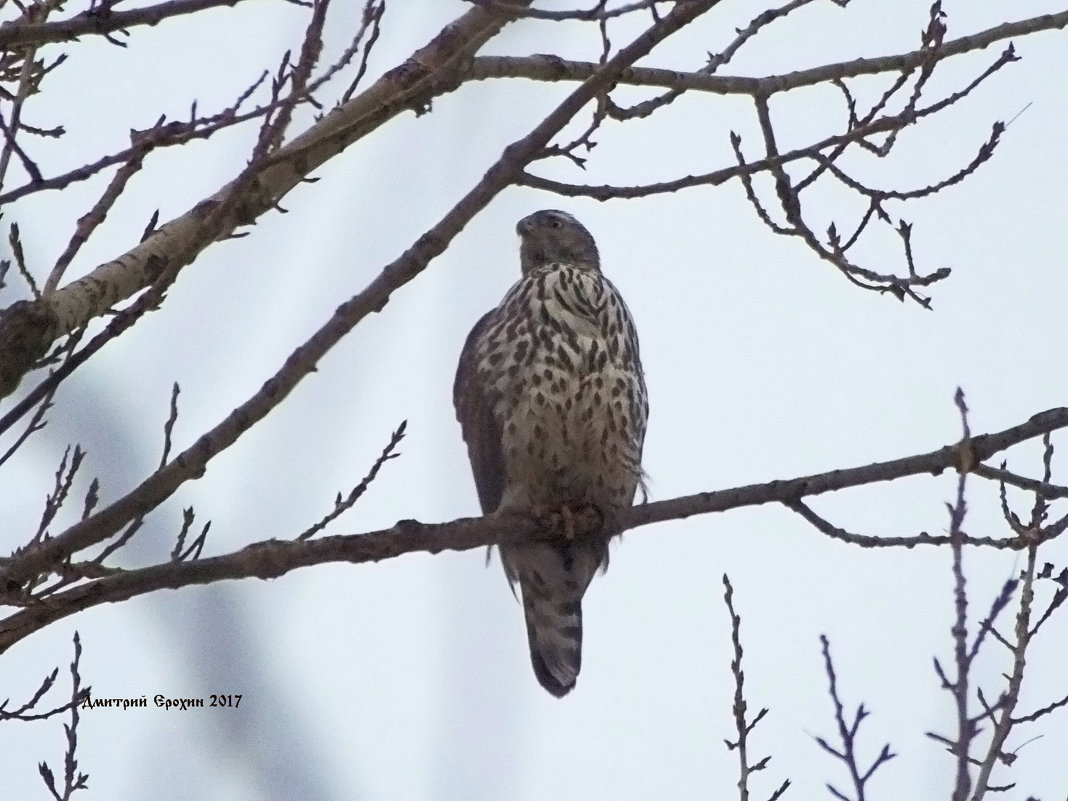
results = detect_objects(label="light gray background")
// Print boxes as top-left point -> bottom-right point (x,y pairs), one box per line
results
3,1 -> 1067,798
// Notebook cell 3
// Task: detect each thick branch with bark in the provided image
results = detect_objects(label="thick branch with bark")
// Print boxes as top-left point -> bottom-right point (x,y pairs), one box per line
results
4,7 -> 1065,397
1,4 -> 1067,798
1,6 -> 1067,792
0,1 -> 525,398
0,0 -> 727,585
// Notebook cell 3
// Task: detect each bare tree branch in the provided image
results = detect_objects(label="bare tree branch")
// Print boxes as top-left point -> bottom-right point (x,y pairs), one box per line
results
2,1 -> 1067,794
0,0 -> 726,592
465,10 -> 1068,96
0,0 -> 263,48
722,574 -> 789,801
297,419 -> 407,541
814,634 -> 896,801
948,391 -> 974,801
973,462 -> 1068,499
2,405 -> 1066,654
461,0 -> 660,22
0,1 -> 529,399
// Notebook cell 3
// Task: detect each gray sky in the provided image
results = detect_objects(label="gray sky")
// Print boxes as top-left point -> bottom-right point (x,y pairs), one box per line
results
3,1 -> 1068,799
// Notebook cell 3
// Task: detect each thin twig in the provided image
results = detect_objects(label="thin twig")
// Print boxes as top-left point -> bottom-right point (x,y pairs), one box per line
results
814,635 -> 896,801
722,575 -> 787,801
0,0 -> 726,590
297,420 -> 407,541
948,388 -> 972,801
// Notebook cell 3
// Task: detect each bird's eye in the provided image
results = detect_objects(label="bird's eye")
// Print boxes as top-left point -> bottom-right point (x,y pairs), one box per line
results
549,217 -> 562,229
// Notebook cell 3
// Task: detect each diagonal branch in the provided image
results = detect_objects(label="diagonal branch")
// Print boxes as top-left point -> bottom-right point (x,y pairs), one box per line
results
1,405 -> 1065,654
0,0 -> 263,48
0,0 -> 727,591
0,1 -> 527,399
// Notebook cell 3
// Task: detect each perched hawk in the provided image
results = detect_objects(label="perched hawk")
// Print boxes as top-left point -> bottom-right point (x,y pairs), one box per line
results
453,209 -> 649,696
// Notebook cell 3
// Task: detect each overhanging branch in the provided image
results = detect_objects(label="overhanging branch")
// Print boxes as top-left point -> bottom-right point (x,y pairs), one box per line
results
0,1 -> 525,399
0,0 -> 726,591
0,0 -> 260,48
466,10 -> 1068,96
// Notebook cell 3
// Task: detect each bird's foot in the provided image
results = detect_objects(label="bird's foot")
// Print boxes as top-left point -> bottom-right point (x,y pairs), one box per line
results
533,503 -> 604,542
574,503 -> 606,537
532,504 -> 574,541
559,504 -> 576,541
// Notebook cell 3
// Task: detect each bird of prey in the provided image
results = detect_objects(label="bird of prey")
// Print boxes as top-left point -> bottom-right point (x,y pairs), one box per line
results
453,209 -> 649,697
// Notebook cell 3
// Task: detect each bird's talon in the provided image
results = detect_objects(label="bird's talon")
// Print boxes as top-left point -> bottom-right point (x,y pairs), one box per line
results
560,504 -> 576,540
581,503 -> 605,534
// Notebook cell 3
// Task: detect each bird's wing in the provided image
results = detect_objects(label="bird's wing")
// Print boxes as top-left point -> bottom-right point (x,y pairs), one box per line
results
453,310 -> 505,515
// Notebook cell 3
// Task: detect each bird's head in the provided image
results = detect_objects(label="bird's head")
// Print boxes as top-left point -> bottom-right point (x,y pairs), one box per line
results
517,209 -> 600,275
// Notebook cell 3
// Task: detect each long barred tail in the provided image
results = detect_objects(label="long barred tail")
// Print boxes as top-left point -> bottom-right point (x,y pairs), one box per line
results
521,575 -> 584,697
503,541 -> 606,697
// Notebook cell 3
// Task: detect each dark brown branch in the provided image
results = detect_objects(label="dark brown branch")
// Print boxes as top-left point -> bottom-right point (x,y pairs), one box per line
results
0,77 -> 279,206
297,419 -> 407,541
0,0 -> 725,588
0,1 -> 525,406
948,391 -> 973,801
2,405 -> 1066,653
973,462 -> 1068,499
36,632 -> 89,800
466,10 -> 1068,97
814,634 -> 896,801
784,499 -> 1005,549
461,0 -> 658,21
814,122 -> 1004,203
630,408 -> 1068,534
0,0 -> 259,48
0,111 -> 44,185
722,575 -> 788,801
516,92 -> 981,202
341,0 -> 386,103
605,0 -> 820,122
1012,691 -> 1068,725
973,545 -> 1037,794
